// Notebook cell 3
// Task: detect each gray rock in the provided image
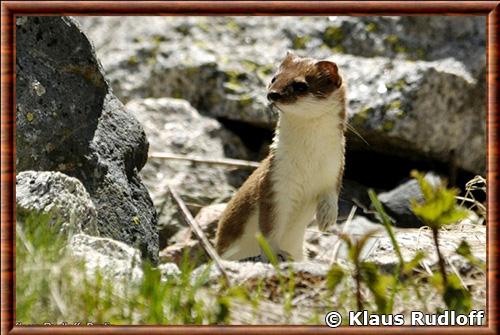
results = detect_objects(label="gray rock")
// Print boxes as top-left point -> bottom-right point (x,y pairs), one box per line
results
194,203 -> 227,237
16,171 -> 98,235
159,239 -> 207,266
16,16 -> 158,263
377,173 -> 442,228
158,262 -> 181,280
307,215 -> 383,263
364,213 -> 485,271
77,16 -> 485,174
68,233 -> 144,282
126,98 -> 248,246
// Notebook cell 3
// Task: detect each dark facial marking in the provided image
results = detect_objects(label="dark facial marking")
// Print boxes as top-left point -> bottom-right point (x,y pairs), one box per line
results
292,81 -> 309,93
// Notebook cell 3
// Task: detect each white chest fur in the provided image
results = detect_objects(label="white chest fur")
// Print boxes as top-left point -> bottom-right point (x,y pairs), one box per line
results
269,103 -> 345,259
273,114 -> 343,197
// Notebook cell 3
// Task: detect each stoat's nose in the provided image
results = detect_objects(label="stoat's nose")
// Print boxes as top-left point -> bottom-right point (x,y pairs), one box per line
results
267,91 -> 281,102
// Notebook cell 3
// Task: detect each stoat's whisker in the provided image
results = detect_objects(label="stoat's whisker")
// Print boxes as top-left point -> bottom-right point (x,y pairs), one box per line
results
346,123 -> 369,146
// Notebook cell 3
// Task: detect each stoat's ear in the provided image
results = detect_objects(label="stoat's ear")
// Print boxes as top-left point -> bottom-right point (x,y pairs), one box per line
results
316,60 -> 339,76
316,60 -> 342,87
282,50 -> 298,65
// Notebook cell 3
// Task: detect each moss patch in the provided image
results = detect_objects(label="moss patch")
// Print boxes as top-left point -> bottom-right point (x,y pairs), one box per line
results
323,26 -> 344,48
292,35 -> 310,50
226,20 -> 241,33
388,100 -> 402,110
365,22 -> 378,33
386,79 -> 407,92
384,34 -> 409,54
128,55 -> 139,66
223,82 -> 244,94
382,120 -> 395,132
238,94 -> 253,107
352,107 -> 373,126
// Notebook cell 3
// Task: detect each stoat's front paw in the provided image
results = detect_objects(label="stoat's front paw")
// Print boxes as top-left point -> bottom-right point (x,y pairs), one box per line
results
317,197 -> 338,232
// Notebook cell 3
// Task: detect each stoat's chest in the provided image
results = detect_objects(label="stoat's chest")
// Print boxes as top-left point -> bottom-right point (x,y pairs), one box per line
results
271,116 -> 344,199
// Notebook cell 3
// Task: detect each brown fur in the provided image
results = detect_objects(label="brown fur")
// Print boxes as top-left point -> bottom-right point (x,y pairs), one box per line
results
337,86 -> 347,121
215,155 -> 275,254
336,148 -> 345,195
258,154 -> 276,235
336,86 -> 347,194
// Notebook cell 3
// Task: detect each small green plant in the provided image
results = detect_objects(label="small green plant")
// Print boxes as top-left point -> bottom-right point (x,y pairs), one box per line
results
326,264 -> 345,294
256,233 -> 296,321
369,189 -> 427,311
338,230 -> 377,311
456,240 -> 485,271
410,171 -> 471,313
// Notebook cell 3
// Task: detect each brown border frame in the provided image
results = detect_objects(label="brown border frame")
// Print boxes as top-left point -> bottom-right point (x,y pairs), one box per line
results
1,1 -> 498,334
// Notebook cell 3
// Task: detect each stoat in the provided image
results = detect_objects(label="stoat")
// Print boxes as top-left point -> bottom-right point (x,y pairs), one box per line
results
215,52 -> 346,261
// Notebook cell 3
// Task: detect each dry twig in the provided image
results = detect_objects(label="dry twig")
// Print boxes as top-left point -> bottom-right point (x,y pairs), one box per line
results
150,152 -> 260,170
330,205 -> 357,265
168,185 -> 232,286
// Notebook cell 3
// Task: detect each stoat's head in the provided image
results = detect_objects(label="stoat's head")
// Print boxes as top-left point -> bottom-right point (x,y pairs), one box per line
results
267,52 -> 344,118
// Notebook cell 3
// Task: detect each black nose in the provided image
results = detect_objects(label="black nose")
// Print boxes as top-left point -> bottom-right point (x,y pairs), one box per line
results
267,91 -> 281,102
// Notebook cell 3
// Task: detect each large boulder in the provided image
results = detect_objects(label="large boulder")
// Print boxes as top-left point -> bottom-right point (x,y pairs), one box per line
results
16,16 -> 159,263
77,16 -> 486,174
341,55 -> 485,174
16,171 -> 98,235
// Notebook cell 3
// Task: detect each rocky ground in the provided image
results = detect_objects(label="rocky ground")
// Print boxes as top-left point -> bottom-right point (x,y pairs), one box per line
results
15,15 -> 487,324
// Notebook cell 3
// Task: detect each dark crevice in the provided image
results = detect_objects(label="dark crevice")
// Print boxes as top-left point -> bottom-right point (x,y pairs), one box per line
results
344,148 -> 481,199
217,117 -> 274,161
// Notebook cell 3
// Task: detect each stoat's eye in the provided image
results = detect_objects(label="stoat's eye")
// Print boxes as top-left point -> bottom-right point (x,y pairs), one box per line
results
292,81 -> 309,93
271,76 -> 277,84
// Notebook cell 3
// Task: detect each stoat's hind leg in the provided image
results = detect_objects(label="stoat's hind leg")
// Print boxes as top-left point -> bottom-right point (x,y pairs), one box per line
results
221,212 -> 260,260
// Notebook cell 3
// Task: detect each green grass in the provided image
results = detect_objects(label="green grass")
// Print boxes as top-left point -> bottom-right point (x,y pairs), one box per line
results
16,214 -> 233,325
